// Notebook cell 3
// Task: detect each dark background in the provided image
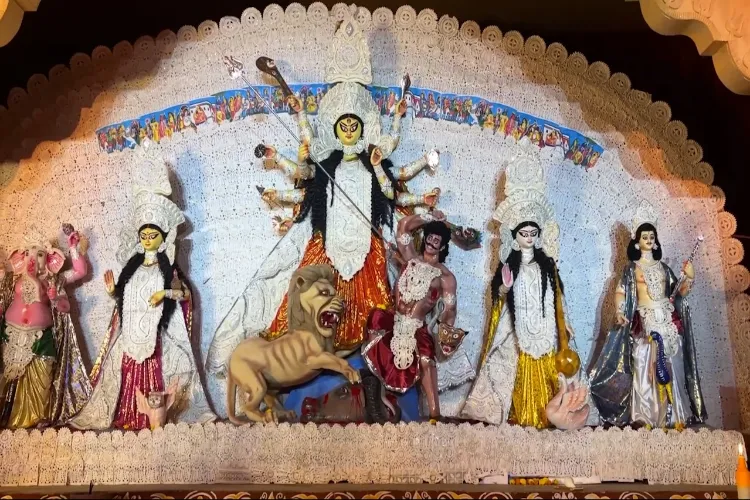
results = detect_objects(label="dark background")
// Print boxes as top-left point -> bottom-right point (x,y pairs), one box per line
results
2,0 -> 749,260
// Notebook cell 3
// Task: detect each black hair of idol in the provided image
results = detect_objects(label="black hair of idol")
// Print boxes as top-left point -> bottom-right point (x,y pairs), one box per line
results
294,113 -> 400,241
114,224 -> 191,334
627,223 -> 663,262
489,221 -> 563,322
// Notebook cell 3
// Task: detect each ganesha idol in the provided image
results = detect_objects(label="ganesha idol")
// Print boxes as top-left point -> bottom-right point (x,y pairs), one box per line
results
0,226 -> 92,429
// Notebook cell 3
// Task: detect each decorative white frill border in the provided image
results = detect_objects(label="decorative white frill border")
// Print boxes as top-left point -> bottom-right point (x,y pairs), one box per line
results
0,423 -> 743,487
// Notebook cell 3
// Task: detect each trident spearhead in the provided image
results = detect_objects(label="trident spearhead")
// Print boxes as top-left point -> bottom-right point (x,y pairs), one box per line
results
400,73 -> 412,97
223,55 -> 245,80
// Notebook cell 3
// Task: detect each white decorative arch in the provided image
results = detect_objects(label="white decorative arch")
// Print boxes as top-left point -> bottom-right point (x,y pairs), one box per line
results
0,3 -> 746,487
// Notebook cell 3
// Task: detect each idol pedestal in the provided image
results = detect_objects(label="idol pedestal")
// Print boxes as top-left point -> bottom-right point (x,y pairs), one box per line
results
0,423 -> 741,488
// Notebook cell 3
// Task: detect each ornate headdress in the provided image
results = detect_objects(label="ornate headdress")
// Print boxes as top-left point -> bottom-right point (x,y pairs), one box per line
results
22,226 -> 55,252
117,141 -> 185,265
631,200 -> 659,239
493,137 -> 559,262
310,5 -> 390,161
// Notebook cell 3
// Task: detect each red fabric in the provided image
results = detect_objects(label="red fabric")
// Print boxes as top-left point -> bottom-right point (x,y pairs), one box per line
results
363,309 -> 435,392
113,340 -> 164,431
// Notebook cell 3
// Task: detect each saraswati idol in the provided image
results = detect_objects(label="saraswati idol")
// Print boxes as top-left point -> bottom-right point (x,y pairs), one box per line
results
461,138 -> 589,429
208,6 -> 442,380
70,146 -> 215,430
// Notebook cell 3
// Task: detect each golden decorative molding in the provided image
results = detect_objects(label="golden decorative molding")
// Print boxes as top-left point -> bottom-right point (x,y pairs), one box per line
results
640,0 -> 750,95
0,0 -> 39,47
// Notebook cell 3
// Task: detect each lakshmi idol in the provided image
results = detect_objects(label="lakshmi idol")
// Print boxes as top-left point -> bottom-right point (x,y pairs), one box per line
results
461,138 -> 588,429
208,7 -> 441,378
0,228 -> 92,429
590,201 -> 706,429
70,149 -> 215,430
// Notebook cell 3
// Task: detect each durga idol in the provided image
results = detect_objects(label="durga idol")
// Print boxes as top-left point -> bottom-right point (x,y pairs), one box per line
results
207,7 -> 441,380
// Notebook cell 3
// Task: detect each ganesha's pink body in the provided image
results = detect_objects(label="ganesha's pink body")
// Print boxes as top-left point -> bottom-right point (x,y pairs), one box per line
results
3,243 -> 87,329
5,278 -> 55,328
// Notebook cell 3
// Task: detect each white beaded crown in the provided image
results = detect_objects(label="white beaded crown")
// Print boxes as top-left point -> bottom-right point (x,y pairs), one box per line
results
117,141 -> 185,265
493,137 -> 559,262
324,4 -> 372,85
631,200 -> 659,239
310,5 -> 391,161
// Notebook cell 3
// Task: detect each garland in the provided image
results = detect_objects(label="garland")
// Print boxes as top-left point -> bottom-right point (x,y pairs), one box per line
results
95,83 -> 603,168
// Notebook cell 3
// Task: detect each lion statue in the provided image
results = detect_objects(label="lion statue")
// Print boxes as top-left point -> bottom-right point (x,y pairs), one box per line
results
226,264 -> 361,424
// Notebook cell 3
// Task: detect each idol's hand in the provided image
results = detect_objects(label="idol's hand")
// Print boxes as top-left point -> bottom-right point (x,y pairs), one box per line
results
149,290 -> 166,308
261,188 -> 278,204
298,142 -> 310,164
431,209 -> 446,222
396,98 -> 407,116
263,145 -> 277,162
545,375 -> 590,430
499,265 -> 514,295
287,95 -> 303,114
104,270 -> 115,296
616,310 -> 628,327
370,146 -> 383,166
683,260 -> 695,280
67,230 -> 80,249
273,216 -> 294,235
423,188 -> 440,207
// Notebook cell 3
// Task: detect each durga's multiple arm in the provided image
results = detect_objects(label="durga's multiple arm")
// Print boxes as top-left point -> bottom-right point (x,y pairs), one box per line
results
262,187 -> 306,205
396,150 -> 439,181
677,261 -> 695,297
258,95 -> 441,210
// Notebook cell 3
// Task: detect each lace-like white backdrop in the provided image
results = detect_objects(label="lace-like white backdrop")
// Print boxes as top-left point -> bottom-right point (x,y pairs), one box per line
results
0,4 -> 746,433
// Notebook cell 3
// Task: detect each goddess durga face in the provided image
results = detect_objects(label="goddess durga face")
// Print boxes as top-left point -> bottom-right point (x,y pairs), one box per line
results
335,115 -> 363,146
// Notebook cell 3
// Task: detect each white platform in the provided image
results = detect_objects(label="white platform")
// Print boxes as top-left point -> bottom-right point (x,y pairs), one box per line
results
0,423 -> 742,487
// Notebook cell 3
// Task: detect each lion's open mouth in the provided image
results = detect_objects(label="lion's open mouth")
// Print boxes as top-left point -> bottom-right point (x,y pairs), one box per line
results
319,310 -> 341,329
